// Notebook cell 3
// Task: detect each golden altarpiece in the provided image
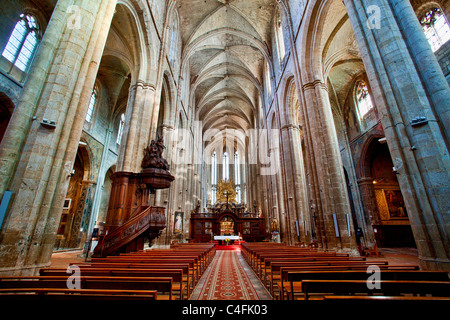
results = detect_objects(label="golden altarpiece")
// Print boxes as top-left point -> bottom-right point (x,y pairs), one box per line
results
190,179 -> 265,242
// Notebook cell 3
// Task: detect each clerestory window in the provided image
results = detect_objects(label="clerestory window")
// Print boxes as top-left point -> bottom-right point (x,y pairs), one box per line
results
420,8 -> 450,52
355,80 -> 374,119
116,113 -> 125,145
85,87 -> 98,123
2,14 -> 40,72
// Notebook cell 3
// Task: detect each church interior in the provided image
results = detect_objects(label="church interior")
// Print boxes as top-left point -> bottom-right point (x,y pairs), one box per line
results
0,0 -> 449,303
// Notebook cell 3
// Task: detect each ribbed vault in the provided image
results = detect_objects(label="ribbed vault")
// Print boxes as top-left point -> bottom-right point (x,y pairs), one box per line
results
178,0 -> 276,147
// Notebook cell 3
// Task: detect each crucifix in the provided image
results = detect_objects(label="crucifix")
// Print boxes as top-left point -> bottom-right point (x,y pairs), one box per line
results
224,191 -> 230,208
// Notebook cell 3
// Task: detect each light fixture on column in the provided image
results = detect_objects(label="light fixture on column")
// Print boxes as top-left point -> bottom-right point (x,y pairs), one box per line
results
40,118 -> 56,129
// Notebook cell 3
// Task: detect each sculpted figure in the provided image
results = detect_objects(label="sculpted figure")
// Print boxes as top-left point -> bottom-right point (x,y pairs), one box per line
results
142,136 -> 170,171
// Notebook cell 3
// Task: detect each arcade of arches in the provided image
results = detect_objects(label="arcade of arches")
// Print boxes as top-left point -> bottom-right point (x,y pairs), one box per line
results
0,0 -> 449,277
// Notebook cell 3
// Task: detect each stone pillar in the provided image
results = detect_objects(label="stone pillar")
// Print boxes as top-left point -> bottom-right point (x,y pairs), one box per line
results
282,123 -> 310,244
390,0 -> 450,143
118,81 -> 157,173
344,0 -> 450,269
301,80 -> 358,253
357,177 -> 379,246
0,0 -> 117,276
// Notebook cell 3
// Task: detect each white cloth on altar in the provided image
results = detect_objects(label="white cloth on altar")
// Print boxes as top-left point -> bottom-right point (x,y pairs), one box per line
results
214,236 -> 240,240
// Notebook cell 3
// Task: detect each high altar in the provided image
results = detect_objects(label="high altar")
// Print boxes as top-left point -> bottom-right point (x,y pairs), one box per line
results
190,179 -> 265,242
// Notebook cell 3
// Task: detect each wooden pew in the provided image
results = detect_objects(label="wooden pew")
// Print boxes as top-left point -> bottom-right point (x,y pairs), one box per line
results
0,288 -> 157,300
242,244 -> 339,271
301,280 -> 450,300
281,270 -> 449,300
276,264 -> 420,299
0,276 -> 173,300
40,267 -> 187,299
266,260 -> 390,296
94,255 -> 204,277
75,261 -> 195,289
26,242 -> 215,301
124,251 -> 208,272
255,252 -> 347,277
261,256 -> 367,285
148,249 -> 215,272
250,249 -> 332,271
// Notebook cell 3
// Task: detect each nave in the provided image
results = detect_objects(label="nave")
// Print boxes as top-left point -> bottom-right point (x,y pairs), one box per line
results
1,242 -> 449,302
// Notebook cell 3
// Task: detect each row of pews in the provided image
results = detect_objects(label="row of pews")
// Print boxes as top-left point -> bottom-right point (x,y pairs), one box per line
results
0,243 -> 215,300
241,242 -> 450,301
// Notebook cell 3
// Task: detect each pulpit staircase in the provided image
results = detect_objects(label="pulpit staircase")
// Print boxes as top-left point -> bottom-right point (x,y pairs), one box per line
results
93,205 -> 166,257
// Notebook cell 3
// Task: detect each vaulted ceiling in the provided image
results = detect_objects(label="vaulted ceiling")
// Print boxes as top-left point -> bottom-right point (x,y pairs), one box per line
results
177,0 -> 276,139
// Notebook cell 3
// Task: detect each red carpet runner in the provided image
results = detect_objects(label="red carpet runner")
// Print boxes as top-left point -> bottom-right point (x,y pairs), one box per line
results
192,250 -> 265,300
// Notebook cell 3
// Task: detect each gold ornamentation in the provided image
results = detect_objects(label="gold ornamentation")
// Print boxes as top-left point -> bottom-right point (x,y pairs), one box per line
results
215,179 -> 236,203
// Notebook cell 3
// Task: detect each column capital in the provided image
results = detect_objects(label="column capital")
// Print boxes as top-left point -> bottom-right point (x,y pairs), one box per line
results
131,80 -> 156,91
280,123 -> 300,131
302,79 -> 328,91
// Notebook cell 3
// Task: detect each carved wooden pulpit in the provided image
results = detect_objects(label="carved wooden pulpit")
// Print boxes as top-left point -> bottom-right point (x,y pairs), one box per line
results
93,137 -> 174,257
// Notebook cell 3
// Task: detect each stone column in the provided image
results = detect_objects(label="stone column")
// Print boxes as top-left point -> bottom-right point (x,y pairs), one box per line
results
357,177 -> 380,246
302,80 -> 358,253
344,0 -> 450,269
118,81 -> 157,173
0,0 -> 117,276
282,123 -> 310,244
390,0 -> 450,143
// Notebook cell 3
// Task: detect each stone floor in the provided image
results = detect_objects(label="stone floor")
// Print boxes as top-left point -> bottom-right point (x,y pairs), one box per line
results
366,247 -> 419,266
49,249 -> 85,269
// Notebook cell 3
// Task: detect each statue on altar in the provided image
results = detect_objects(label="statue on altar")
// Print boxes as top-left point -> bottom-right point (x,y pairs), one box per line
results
142,135 -> 170,171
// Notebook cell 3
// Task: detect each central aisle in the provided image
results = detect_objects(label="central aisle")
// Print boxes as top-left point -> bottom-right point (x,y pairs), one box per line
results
190,249 -> 272,300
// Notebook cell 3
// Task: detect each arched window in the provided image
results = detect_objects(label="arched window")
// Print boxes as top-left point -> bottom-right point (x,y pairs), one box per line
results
265,62 -> 272,101
211,186 -> 217,204
211,151 -> 217,204
169,16 -> 179,65
211,152 -> 217,185
234,151 -> 240,185
355,80 -> 374,119
223,152 -> 229,180
275,11 -> 285,64
116,113 -> 125,144
420,7 -> 450,52
85,87 -> 98,123
234,151 -> 241,203
2,14 -> 40,72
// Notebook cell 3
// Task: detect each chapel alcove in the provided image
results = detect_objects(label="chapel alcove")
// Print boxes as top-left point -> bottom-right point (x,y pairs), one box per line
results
0,93 -> 15,143
368,141 -> 416,247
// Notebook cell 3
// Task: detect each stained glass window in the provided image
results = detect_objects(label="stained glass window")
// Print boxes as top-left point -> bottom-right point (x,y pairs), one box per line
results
420,8 -> 450,52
